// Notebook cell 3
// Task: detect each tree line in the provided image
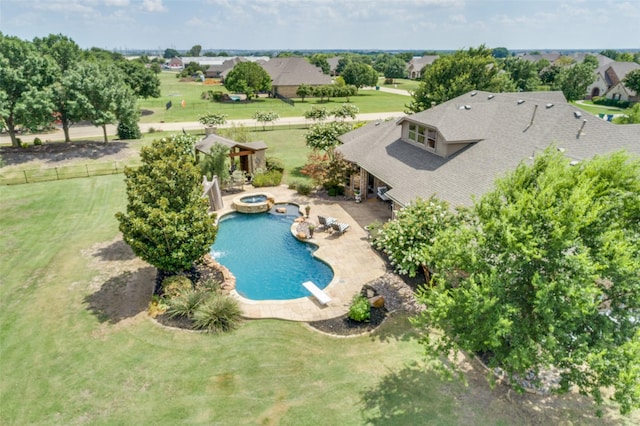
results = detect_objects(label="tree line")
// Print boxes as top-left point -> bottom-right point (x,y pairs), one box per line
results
0,33 -> 161,147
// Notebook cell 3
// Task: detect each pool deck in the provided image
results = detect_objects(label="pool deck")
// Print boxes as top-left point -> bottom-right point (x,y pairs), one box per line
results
215,185 -> 391,322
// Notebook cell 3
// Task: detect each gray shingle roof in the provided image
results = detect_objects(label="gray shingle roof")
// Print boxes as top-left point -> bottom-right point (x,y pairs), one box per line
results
260,57 -> 332,86
337,91 -> 640,209
196,134 -> 267,154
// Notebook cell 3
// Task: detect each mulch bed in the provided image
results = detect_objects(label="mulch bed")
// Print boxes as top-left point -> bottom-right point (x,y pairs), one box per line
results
307,270 -> 426,336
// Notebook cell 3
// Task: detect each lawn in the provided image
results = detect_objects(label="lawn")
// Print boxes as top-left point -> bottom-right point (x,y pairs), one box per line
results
1,170 -> 636,424
137,72 -> 408,123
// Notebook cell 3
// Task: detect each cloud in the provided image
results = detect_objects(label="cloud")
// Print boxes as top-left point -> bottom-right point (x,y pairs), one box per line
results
142,0 -> 167,12
449,14 -> 466,23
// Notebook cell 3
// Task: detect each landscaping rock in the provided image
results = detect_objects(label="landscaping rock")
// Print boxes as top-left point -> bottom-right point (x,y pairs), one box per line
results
369,295 -> 385,308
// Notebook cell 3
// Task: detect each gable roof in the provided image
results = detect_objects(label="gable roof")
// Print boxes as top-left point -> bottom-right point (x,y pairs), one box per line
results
195,133 -> 268,154
597,61 -> 640,89
407,55 -> 439,71
337,91 -> 640,208
260,57 -> 332,86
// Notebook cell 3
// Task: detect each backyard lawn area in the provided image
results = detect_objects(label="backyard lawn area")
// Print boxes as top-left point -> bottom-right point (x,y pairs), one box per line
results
1,158 -> 637,424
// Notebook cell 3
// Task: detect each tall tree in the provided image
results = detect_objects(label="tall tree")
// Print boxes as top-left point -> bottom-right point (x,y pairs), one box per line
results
296,83 -> 314,102
304,121 -> 352,160
503,57 -> 541,92
66,61 -> 136,142
308,53 -> 330,74
415,148 -> 640,415
383,57 -> 408,83
553,61 -> 596,101
32,34 -> 84,142
0,34 -> 56,147
116,60 -> 161,99
186,44 -> 202,57
224,62 -> 271,99
342,62 -> 378,90
623,69 -> 640,94
116,134 -> 217,274
163,48 -> 180,59
407,45 -> 508,112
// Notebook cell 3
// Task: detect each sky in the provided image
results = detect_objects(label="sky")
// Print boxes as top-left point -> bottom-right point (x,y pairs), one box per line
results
1,0 -> 639,52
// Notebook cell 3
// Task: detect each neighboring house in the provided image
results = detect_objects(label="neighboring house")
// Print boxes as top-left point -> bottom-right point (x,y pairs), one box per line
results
259,57 -> 332,98
195,133 -> 268,177
205,57 -> 245,79
165,57 -> 183,70
327,56 -> 342,76
586,61 -> 640,102
336,91 -> 640,214
517,51 -> 562,64
407,55 -> 439,79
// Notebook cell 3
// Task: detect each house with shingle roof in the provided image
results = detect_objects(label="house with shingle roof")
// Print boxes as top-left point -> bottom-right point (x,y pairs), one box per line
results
586,61 -> 640,102
336,91 -> 640,214
407,55 -> 439,79
259,57 -> 332,98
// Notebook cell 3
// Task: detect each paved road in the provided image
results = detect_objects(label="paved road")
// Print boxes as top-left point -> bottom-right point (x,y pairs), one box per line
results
0,111 -> 406,145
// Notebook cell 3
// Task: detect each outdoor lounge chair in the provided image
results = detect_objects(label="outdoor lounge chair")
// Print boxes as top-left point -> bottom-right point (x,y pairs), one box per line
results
331,222 -> 350,235
317,215 -> 337,231
377,186 -> 390,201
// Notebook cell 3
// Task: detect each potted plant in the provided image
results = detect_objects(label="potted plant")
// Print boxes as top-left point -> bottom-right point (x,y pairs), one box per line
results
308,224 -> 315,238
304,205 -> 311,217
354,188 -> 362,203
199,113 -> 228,135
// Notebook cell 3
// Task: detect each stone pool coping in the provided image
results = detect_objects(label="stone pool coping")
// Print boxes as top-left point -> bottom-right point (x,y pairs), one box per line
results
214,186 -> 387,322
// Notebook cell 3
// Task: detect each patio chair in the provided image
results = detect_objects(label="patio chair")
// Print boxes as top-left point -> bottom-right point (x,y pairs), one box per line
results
317,215 -> 336,231
331,222 -> 350,235
377,186 -> 390,201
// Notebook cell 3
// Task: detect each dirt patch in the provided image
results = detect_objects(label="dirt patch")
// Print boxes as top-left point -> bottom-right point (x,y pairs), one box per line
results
81,237 -> 155,324
0,140 -> 137,168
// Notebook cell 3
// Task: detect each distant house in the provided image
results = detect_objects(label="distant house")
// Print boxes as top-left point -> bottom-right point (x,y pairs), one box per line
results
586,61 -> 640,102
336,91 -> 640,214
195,133 -> 268,177
517,52 -> 562,64
260,57 -> 332,98
407,55 -> 439,79
327,56 -> 342,76
165,57 -> 183,70
205,57 -> 245,79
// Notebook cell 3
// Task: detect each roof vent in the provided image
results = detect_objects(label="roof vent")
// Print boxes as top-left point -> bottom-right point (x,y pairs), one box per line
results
471,91 -> 477,96
574,111 -> 582,118
569,160 -> 580,166
488,94 -> 495,99
517,99 -> 525,105
464,105 -> 471,110
546,103 -> 554,108
577,119 -> 587,138
557,147 -> 565,153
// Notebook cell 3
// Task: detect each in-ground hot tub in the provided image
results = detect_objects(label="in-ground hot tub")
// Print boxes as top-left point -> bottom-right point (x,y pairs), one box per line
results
232,192 -> 275,213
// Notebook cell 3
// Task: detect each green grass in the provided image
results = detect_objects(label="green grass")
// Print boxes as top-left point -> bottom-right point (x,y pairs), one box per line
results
138,71 -> 408,123
571,100 -> 631,116
1,168 -> 635,424
378,77 -> 422,92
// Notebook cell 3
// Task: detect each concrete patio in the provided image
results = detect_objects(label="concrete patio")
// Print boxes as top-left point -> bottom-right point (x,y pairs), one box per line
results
215,185 -> 392,322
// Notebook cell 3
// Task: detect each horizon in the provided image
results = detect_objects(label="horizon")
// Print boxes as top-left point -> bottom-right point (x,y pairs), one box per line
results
2,0 -> 639,52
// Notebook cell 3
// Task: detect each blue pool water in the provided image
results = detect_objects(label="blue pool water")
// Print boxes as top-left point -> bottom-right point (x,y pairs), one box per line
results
211,205 -> 334,300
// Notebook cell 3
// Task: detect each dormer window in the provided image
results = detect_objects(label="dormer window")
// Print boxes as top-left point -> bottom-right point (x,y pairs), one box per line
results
408,123 -> 437,151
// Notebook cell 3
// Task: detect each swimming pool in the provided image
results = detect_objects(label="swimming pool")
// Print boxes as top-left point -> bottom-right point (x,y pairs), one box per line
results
210,205 -> 334,300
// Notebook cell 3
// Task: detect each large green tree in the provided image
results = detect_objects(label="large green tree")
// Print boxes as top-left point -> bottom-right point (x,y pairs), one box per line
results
503,57 -> 541,92
304,121 -> 352,159
224,62 -> 271,99
407,45 -> 510,112
116,59 -> 161,99
342,62 -> 378,89
415,148 -> 640,415
383,57 -> 408,83
66,61 -> 137,142
553,61 -> 596,101
623,69 -> 640,94
116,134 -> 217,274
33,34 -> 84,142
0,34 -> 56,147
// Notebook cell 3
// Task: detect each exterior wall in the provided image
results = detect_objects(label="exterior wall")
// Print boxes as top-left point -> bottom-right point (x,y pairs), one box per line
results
272,85 -> 299,98
250,150 -> 267,175
586,73 -> 608,99
606,83 -> 632,102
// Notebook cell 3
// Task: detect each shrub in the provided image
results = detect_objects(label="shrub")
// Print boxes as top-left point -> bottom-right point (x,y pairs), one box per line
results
326,184 -> 345,197
296,181 -> 313,196
161,275 -> 193,299
148,295 -> 169,318
117,120 -> 142,140
252,170 -> 283,187
166,289 -> 208,318
266,156 -> 285,173
33,137 -> 42,146
192,293 -> 242,333
348,294 -> 370,322
196,277 -> 222,292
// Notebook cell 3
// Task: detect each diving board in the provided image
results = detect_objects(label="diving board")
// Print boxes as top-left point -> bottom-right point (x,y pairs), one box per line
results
302,281 -> 331,305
